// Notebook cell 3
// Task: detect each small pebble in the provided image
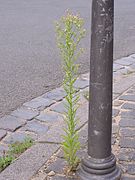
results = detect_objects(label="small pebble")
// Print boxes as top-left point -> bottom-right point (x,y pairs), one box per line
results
48,171 -> 55,176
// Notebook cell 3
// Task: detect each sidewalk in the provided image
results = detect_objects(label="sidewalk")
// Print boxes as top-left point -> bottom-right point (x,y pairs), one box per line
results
0,54 -> 135,179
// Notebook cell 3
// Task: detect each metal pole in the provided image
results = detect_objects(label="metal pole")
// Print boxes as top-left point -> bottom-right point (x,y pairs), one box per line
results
78,0 -> 121,179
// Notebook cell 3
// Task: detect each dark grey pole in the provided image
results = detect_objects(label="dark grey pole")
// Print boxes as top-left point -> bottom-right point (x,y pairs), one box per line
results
78,0 -> 121,179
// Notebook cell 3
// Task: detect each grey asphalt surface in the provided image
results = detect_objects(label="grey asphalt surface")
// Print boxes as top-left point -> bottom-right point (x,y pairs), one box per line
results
0,0 -> 135,117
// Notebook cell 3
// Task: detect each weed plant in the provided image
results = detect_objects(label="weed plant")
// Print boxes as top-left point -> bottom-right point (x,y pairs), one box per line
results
0,137 -> 33,172
56,11 -> 86,171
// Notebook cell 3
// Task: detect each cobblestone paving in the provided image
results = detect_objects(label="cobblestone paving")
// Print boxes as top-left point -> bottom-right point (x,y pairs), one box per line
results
117,85 -> 135,179
0,54 -> 135,179
31,55 -> 135,180
31,86 -> 135,180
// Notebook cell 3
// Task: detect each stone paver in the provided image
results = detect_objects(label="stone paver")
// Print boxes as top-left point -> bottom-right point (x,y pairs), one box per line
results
46,158 -> 67,174
3,132 -> 37,144
120,137 -> 135,148
120,128 -> 135,137
120,118 -> 135,127
73,78 -> 89,89
50,101 -> 66,114
122,56 -> 135,63
121,110 -> 135,118
36,111 -> 62,123
38,122 -> 65,143
22,120 -> 49,135
120,95 -> 135,102
122,103 -> 135,110
127,164 -> 135,175
118,149 -> 135,161
42,87 -> 66,101
0,115 -> 26,132
113,74 -> 135,94
24,97 -> 54,110
11,107 -> 39,120
115,58 -> 134,66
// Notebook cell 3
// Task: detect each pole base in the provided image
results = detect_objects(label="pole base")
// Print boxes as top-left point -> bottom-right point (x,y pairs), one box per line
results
77,154 -> 121,180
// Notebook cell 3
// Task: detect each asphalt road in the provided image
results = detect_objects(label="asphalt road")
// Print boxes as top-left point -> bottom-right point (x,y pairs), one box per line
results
0,0 -> 135,117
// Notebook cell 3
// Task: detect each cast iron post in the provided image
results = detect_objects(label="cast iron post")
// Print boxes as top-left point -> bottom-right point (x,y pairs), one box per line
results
78,0 -> 121,179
